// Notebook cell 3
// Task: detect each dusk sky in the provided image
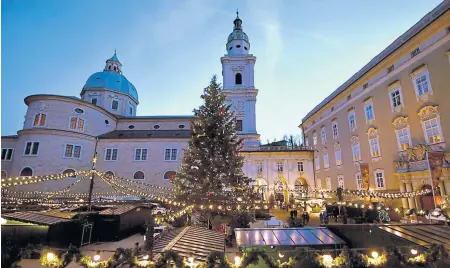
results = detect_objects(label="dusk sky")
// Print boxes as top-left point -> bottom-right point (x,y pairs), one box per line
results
1,0 -> 443,142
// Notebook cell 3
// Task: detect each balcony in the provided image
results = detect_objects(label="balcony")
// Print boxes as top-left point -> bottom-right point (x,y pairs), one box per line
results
243,145 -> 313,152
394,144 -> 450,173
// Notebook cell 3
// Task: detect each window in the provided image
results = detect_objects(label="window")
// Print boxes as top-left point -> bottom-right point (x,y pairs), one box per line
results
24,142 -> 39,156
277,162 -> 284,172
153,125 -> 160,130
165,149 -> 177,161
337,175 -> 344,189
412,70 -> 432,99
135,148 -> 148,161
315,157 -> 320,170
20,167 -> 33,177
364,102 -> 375,121
64,144 -> 82,159
1,148 -> 14,161
411,47 -> 420,57
112,100 -> 119,110
335,149 -> 342,166
332,122 -> 339,139
129,106 -> 133,116
423,118 -> 442,144
235,120 -> 243,131
178,124 -> 185,129
33,113 -> 46,127
164,171 -> 176,180
321,127 -> 327,144
105,171 -> 115,177
325,177 -> 332,190
91,98 -> 98,105
297,161 -> 304,172
235,73 -> 242,85
305,137 -> 309,147
348,112 -> 356,131
352,143 -> 361,162
356,172 -> 363,190
316,178 -> 322,190
105,148 -> 118,161
323,154 -> 329,169
63,169 -> 77,179
74,108 -> 84,114
396,128 -> 411,151
374,170 -> 385,189
133,171 -> 145,180
257,162 -> 263,173
313,132 -> 317,146
369,138 -> 381,158
69,117 -> 85,131
389,87 -> 403,110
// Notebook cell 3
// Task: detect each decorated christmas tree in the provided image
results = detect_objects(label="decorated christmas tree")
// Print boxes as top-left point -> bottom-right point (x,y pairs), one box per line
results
173,75 -> 252,204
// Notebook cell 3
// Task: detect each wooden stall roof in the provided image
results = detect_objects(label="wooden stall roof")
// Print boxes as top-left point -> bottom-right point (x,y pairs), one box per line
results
98,204 -> 152,215
3,211 -> 71,225
377,224 -> 450,251
162,226 -> 225,262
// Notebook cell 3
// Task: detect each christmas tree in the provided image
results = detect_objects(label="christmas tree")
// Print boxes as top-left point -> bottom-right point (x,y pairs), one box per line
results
173,75 -> 252,204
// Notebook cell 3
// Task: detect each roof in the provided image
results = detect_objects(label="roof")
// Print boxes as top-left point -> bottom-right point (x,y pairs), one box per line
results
108,52 -> 120,63
235,227 -> 346,247
378,224 -> 450,251
118,115 -> 194,120
97,130 -> 191,139
83,71 -> 138,102
98,204 -> 152,215
162,226 -> 224,262
3,211 -> 71,225
301,1 -> 450,123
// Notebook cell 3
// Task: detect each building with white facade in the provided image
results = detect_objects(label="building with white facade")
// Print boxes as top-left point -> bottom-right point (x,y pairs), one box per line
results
1,13 -> 314,203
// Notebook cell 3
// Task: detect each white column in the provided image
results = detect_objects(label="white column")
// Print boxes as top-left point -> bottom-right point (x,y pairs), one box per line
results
400,183 -> 409,209
406,183 -> 415,209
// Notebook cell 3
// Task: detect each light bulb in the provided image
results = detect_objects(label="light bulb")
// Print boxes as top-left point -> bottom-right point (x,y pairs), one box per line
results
371,251 -> 379,259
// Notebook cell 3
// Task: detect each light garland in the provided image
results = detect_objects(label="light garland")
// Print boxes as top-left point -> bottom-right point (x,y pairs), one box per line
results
1,171 -> 91,188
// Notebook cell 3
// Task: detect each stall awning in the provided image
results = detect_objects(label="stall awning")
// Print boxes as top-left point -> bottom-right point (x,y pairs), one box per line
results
235,227 -> 345,247
3,211 -> 71,226
378,224 -> 450,251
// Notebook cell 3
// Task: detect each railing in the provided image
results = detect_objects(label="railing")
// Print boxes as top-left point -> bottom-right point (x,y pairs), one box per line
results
244,146 -> 313,152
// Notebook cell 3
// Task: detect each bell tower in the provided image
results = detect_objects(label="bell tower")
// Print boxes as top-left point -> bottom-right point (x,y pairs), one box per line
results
221,11 -> 260,149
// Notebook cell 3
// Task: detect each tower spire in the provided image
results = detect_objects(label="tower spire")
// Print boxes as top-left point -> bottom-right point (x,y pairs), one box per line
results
233,9 -> 242,30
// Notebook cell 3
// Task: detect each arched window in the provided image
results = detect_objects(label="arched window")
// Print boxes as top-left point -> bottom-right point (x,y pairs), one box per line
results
235,73 -> 242,85
20,167 -> 33,177
105,171 -> 115,177
133,171 -> 145,180
1,171 -> 7,179
163,171 -> 176,180
63,169 -> 77,179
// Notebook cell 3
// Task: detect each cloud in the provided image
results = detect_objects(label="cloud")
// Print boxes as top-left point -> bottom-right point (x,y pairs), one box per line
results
245,0 -> 284,84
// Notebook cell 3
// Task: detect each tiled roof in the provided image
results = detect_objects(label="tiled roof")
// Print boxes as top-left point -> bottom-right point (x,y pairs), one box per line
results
3,211 -> 71,225
97,130 -> 191,139
302,1 -> 450,123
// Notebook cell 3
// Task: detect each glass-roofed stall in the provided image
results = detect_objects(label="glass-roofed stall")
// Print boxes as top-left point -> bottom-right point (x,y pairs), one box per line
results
235,227 -> 346,251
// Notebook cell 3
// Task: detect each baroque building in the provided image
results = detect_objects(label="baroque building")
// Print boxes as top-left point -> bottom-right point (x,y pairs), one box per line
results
300,1 -> 450,210
1,13 -> 314,204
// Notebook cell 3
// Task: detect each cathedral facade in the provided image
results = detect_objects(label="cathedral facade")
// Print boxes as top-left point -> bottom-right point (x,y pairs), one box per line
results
1,13 -> 314,203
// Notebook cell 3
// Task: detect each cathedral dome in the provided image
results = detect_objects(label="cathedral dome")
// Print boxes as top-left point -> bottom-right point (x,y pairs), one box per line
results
82,51 -> 139,102
83,71 -> 139,102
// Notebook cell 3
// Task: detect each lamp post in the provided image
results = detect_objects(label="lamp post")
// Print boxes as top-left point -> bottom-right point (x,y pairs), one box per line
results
88,138 -> 99,212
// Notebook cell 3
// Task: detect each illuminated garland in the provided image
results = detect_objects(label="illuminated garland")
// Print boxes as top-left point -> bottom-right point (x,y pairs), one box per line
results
1,171 -> 91,188
99,172 -> 176,192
